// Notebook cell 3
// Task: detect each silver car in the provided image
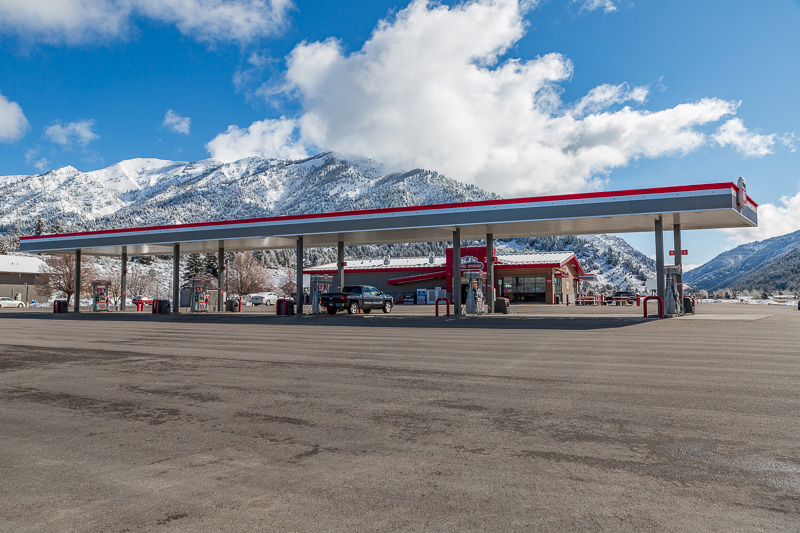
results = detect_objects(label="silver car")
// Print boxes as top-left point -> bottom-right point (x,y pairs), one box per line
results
0,297 -> 25,308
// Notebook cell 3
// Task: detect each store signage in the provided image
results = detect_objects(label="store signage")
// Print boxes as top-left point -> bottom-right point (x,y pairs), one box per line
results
669,250 -> 688,256
460,255 -> 484,270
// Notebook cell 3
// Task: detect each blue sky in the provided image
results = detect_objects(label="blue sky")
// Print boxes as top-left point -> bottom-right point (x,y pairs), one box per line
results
0,0 -> 798,264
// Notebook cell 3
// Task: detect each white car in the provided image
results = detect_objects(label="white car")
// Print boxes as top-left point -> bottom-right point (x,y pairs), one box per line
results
249,292 -> 278,305
0,297 -> 25,308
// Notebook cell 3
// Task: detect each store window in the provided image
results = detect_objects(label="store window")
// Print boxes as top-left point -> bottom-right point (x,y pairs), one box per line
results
501,276 -> 548,302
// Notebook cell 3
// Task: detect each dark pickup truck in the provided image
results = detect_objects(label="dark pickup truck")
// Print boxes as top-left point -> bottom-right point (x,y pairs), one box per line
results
321,285 -> 394,315
605,291 -> 637,305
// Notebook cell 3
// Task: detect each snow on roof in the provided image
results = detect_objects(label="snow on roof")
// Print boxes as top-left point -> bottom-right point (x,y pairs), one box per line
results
496,251 -> 575,266
306,257 -> 444,271
0,254 -> 47,274
305,251 -> 577,271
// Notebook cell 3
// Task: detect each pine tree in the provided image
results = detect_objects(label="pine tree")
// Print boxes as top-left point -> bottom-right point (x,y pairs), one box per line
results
34,216 -> 45,235
204,253 -> 219,278
183,253 -> 204,282
50,220 -> 65,234
9,227 -> 20,252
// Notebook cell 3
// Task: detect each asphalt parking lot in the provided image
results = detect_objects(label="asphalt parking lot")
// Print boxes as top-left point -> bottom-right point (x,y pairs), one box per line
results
1,303 -> 798,532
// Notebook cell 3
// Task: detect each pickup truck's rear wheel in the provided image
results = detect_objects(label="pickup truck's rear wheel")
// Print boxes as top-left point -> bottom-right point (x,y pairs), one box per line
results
327,306 -> 337,315
347,301 -> 359,314
383,301 -> 393,314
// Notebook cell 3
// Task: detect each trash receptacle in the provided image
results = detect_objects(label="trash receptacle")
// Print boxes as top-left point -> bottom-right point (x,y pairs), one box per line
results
276,298 -> 295,316
152,299 -> 171,314
683,296 -> 695,315
53,299 -> 68,313
226,298 -> 241,312
494,298 -> 510,314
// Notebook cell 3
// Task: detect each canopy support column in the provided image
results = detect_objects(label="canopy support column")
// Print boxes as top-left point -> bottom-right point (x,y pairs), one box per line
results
296,237 -> 304,315
120,247 -> 127,311
655,217 -> 665,304
486,233 -> 494,314
74,249 -> 81,313
172,244 -> 180,314
673,222 -> 683,304
453,228 -> 461,315
218,243 -> 225,312
337,240 -> 345,291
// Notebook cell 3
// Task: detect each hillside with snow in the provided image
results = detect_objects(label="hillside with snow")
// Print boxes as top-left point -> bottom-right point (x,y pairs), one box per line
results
684,229 -> 800,293
1,152 -> 654,292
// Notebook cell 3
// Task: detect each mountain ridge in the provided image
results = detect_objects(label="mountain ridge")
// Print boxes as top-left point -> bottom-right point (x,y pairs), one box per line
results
1,152 -> 655,292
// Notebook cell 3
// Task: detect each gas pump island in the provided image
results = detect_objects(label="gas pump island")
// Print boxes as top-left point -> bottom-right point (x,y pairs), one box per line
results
91,280 -> 111,312
310,275 -> 333,314
664,265 -> 686,317
189,277 -> 212,312
464,271 -> 487,315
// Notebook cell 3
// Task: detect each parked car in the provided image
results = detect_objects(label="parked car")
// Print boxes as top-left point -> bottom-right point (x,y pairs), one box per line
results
605,291 -> 637,305
0,297 -> 24,308
320,286 -> 393,314
131,295 -> 154,305
250,292 -> 278,306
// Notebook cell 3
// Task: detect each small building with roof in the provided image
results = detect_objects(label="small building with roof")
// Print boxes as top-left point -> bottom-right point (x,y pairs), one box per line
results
304,246 -> 586,304
0,254 -> 48,303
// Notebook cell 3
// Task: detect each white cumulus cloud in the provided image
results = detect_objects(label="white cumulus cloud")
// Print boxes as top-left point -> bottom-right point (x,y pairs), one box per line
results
273,0 -> 744,196
44,119 -> 99,147
0,0 -> 292,44
721,188 -> 800,246
206,117 -> 308,163
712,118 -> 778,157
25,148 -> 50,172
573,0 -> 617,14
0,92 -> 30,142
162,109 -> 191,135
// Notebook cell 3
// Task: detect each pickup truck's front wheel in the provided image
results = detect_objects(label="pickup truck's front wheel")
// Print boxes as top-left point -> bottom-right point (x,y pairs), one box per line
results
347,301 -> 359,314
383,301 -> 393,314
327,306 -> 337,315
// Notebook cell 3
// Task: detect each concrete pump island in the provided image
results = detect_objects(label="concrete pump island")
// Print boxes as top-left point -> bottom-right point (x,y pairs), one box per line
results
5,180 -> 796,531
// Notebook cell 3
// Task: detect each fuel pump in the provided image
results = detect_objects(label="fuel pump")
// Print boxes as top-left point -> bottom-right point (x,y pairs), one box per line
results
91,280 -> 111,312
189,277 -> 211,312
464,271 -> 486,315
310,275 -> 332,314
664,265 -> 684,317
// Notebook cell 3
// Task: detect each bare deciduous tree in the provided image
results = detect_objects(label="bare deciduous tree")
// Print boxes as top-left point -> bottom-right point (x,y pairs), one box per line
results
126,265 -> 150,297
36,254 -> 98,305
226,251 -> 269,297
279,267 -> 296,297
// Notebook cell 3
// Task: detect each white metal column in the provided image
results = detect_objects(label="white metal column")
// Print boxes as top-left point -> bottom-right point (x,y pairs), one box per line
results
453,228 -> 461,315
337,240 -> 345,291
218,243 -> 225,311
73,249 -> 81,312
655,217 -> 665,304
486,233 -> 494,313
296,237 -> 304,315
172,244 -> 180,314
120,247 -> 127,311
673,221 -> 683,303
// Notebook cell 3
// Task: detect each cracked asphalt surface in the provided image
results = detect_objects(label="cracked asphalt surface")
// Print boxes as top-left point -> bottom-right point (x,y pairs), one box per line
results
0,304 -> 798,532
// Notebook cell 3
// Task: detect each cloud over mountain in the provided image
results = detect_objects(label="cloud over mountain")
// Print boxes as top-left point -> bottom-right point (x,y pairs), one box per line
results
213,0 -> 786,198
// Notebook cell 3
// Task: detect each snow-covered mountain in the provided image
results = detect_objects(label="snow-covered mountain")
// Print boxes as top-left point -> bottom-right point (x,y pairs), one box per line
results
0,152 -> 654,291
0,153 -> 492,231
684,230 -> 800,292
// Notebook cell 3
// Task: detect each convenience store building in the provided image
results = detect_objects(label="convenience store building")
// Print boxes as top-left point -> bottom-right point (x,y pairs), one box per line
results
305,246 -> 586,304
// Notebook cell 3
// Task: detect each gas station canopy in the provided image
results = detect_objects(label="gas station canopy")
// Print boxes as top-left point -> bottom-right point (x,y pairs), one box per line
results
19,182 -> 757,256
